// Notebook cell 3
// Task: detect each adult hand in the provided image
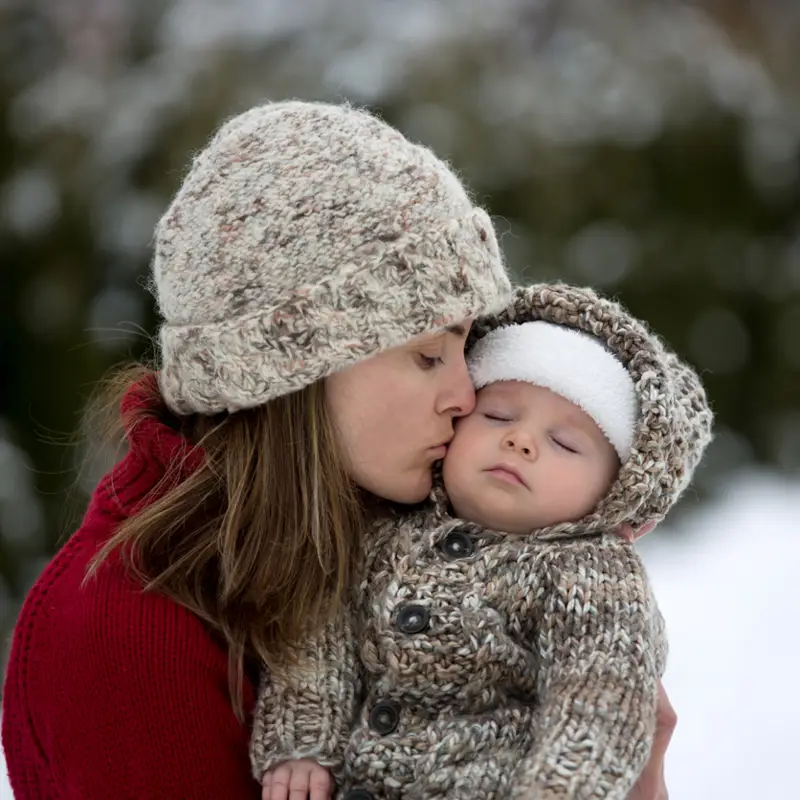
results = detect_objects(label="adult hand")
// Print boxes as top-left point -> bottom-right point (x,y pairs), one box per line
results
627,681 -> 677,800
614,520 -> 671,798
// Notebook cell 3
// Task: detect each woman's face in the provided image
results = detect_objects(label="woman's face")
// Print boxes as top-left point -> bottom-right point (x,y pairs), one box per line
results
326,323 -> 475,503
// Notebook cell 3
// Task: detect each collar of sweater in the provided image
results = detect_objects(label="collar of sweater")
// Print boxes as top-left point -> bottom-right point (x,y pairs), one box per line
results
89,373 -> 205,522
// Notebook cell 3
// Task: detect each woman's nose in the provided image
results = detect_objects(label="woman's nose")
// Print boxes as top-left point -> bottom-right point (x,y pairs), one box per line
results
438,363 -> 476,418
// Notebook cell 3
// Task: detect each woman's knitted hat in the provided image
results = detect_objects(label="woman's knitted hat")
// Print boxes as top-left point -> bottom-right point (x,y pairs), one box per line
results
463,283 -> 714,535
151,100 -> 512,415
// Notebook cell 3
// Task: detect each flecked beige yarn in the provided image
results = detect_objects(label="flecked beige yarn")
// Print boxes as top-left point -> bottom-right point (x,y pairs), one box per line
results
250,283 -> 714,800
151,100 -> 511,415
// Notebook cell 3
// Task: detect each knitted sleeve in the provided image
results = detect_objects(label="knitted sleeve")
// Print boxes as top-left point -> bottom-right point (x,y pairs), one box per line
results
249,611 -> 362,783
511,535 -> 665,800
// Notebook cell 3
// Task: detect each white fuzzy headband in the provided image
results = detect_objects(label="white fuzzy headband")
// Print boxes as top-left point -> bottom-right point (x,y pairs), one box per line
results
468,322 -> 638,460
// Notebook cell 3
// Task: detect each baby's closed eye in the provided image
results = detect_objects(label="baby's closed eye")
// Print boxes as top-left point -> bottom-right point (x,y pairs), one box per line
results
551,436 -> 579,454
483,411 -> 513,422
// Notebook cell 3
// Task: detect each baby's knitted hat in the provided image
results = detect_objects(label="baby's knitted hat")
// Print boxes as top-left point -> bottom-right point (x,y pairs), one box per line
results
465,283 -> 714,535
468,321 -> 638,461
152,101 -> 511,415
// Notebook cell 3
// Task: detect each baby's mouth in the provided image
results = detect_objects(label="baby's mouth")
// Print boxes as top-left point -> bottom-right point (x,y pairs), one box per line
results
485,464 -> 528,488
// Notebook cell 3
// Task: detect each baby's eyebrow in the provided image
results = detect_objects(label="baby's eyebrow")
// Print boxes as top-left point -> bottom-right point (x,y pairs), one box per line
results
476,393 -> 508,406
553,420 -> 602,448
555,417 -> 589,433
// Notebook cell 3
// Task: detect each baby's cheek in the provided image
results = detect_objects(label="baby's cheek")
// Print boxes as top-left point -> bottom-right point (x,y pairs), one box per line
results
441,448 -> 459,490
443,425 -> 475,472
569,472 -> 610,519
442,443 -> 472,509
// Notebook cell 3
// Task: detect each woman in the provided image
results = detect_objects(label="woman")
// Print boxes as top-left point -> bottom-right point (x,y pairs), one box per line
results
2,100 -> 674,799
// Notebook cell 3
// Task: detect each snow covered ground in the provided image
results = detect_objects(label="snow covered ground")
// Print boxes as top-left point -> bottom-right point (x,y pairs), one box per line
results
1,469 -> 797,798
638,470 -> 799,799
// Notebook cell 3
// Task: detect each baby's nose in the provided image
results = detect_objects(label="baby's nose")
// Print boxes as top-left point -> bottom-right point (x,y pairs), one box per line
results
503,434 -> 537,459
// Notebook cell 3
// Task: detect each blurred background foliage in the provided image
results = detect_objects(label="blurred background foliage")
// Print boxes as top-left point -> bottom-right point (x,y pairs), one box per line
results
1,0 -> 799,646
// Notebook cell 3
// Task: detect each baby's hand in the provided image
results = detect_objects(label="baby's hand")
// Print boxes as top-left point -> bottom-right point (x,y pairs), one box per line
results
262,758 -> 333,800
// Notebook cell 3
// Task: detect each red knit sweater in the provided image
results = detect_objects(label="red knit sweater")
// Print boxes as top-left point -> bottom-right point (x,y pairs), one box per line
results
2,381 -> 261,799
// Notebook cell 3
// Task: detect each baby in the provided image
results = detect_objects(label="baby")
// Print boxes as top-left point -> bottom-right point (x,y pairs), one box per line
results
251,284 -> 713,800
445,319 -> 636,535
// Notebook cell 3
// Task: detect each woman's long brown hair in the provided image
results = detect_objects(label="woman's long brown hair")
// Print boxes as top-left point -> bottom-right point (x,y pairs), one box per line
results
86,365 -> 365,719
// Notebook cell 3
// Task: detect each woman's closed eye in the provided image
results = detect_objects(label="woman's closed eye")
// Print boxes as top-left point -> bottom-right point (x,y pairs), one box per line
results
415,352 -> 444,370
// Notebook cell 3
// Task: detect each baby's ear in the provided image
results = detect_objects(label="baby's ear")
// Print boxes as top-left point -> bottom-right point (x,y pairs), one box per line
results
614,520 -> 657,542
634,520 -> 658,540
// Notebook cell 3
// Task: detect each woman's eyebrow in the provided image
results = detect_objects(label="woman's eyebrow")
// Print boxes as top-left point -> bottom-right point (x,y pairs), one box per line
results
445,323 -> 468,337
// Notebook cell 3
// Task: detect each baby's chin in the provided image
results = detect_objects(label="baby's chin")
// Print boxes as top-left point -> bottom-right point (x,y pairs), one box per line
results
449,484 -> 585,534
447,491 -> 537,534
476,514 -> 540,536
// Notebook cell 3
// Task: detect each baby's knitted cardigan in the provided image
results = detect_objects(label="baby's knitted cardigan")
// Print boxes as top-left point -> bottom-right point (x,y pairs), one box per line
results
250,284 -> 714,800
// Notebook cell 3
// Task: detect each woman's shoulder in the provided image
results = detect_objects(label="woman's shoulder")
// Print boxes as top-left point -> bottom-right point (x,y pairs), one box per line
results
3,525 -> 259,800
8,521 -> 235,699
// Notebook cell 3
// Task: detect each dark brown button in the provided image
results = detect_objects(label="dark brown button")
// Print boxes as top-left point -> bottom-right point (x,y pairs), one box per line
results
396,604 -> 430,634
369,701 -> 400,735
344,791 -> 374,800
440,530 -> 475,560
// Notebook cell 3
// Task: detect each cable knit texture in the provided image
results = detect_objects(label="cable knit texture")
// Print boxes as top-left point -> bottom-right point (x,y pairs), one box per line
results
249,283 -> 713,800
152,100 -> 512,415
250,612 -> 363,781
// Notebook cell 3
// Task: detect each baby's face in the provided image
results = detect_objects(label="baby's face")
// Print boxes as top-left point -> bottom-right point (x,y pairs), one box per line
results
443,381 -> 620,534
